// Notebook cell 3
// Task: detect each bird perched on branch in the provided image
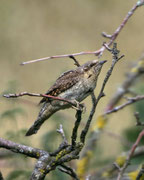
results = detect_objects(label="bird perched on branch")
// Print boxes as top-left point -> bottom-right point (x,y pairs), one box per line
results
26,60 -> 107,136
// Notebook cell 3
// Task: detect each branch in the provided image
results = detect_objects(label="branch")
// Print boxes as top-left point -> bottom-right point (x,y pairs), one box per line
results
69,55 -> 81,67
1,2 -> 144,179
57,124 -> 68,146
0,137 -> 47,159
2,44 -> 123,180
20,1 -> 143,66
80,92 -> 97,144
76,43 -> 123,179
80,43 -> 123,144
71,109 -> 83,148
91,146 -> 144,179
0,136 -> 82,179
105,52 -> 144,111
136,164 -> 144,180
117,129 -> 144,180
59,164 -> 79,180
106,95 -> 144,115
30,154 -> 51,180
3,92 -> 81,109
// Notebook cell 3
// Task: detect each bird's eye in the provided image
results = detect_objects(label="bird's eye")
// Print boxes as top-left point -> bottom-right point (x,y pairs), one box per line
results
84,67 -> 89,71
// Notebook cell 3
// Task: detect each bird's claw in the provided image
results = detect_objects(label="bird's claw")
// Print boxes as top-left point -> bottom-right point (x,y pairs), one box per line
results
72,100 -> 86,113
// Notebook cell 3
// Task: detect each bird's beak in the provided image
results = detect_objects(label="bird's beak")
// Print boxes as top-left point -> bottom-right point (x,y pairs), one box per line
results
99,60 -> 107,65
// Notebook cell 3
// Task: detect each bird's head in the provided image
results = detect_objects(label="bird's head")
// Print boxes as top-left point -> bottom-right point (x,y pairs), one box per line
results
81,60 -> 107,77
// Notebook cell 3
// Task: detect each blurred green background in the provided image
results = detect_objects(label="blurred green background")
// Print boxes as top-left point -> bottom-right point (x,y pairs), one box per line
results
0,0 -> 144,179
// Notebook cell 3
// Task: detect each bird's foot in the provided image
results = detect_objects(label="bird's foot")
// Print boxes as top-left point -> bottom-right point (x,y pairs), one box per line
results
72,100 -> 86,113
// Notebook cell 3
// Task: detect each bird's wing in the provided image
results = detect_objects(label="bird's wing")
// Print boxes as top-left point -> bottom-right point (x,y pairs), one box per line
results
39,69 -> 81,104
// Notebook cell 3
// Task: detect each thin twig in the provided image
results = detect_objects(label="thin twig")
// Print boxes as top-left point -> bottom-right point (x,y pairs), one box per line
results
20,1 -> 142,66
80,92 -> 97,143
71,109 -> 83,148
97,43 -> 124,104
91,146 -> 144,179
57,124 -> 68,150
117,129 -> 144,180
106,95 -> 144,115
59,164 -> 80,180
57,124 -> 68,145
136,164 -> 144,180
3,92 -> 80,108
80,43 -> 123,143
69,55 -> 81,67
105,52 -> 144,111
101,32 -> 112,39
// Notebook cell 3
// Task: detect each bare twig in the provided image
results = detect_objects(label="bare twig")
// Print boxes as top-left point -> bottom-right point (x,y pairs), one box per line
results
0,137 -> 47,159
59,164 -> 79,180
20,1 -> 143,66
57,124 -> 68,152
80,43 -> 123,144
91,146 -> 144,179
117,129 -> 144,180
80,92 -> 97,144
106,95 -> 144,115
102,32 -> 112,39
136,164 -> 144,180
57,124 -> 68,145
76,43 -> 123,180
3,92 -> 80,109
69,55 -> 81,67
105,53 -> 144,111
71,109 -> 83,148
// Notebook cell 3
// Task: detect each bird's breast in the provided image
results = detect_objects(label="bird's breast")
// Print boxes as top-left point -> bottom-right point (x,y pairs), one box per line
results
59,73 -> 97,102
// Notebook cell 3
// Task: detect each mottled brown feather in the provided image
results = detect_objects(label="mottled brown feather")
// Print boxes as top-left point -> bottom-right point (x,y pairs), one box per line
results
39,69 -> 82,104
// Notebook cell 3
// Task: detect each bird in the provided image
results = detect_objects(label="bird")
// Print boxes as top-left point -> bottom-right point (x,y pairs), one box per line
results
25,59 -> 107,136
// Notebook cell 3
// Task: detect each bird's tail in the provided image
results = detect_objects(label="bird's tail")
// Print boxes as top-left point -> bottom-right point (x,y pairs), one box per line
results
25,102 -> 58,136
25,116 -> 47,136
